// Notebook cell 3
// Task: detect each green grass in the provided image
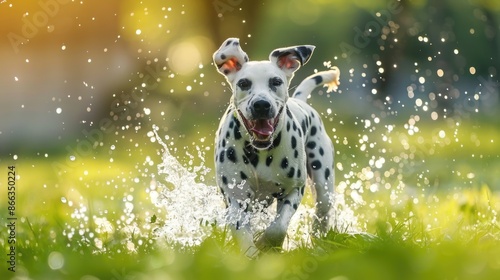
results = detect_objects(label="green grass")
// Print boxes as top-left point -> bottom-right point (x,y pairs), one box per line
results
1,120 -> 500,280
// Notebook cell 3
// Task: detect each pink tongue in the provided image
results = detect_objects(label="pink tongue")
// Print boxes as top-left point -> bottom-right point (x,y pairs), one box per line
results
251,119 -> 274,137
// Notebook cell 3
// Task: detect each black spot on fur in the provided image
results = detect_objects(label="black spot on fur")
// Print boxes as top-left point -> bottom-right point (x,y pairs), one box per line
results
266,155 -> 273,166
287,167 -> 295,178
307,141 -> 316,149
292,122 -> 297,131
293,203 -> 298,210
311,160 -> 322,170
300,186 -> 305,195
286,121 -> 291,132
294,150 -> 299,158
286,107 -> 293,118
297,169 -> 302,178
227,147 -> 237,163
281,157 -> 289,169
271,132 -> 282,148
295,46 -> 312,64
219,150 -> 225,163
229,120 -> 234,129
319,147 -> 324,156
222,139 -> 226,147
311,126 -> 317,136
301,119 -> 307,132
233,118 -> 242,140
225,131 -> 230,139
309,152 -> 315,158
325,168 -> 331,181
284,200 -> 291,206
291,136 -> 297,149
243,142 -> 259,167
222,175 -> 228,185
313,75 -> 323,85
241,171 -> 248,180
272,189 -> 284,198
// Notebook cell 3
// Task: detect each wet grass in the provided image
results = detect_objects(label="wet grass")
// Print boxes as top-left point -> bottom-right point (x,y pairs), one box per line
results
1,120 -> 500,280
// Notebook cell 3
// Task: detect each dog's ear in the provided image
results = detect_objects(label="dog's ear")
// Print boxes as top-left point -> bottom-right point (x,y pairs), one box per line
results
269,45 -> 315,78
213,38 -> 249,82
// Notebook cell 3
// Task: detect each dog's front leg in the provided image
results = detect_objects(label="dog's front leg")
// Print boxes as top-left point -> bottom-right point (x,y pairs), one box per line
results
255,186 -> 303,252
226,198 -> 260,258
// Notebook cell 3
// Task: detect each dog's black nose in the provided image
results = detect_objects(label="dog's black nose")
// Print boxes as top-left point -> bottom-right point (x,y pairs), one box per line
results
252,100 -> 272,118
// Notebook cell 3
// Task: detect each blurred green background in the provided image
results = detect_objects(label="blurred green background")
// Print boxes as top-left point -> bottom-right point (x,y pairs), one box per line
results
1,0 -> 500,279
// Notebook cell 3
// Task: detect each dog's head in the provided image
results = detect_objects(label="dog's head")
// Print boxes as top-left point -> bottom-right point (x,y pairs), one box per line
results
213,38 -> 315,149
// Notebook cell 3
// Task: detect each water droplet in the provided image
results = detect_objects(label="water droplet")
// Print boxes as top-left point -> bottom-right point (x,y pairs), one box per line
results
48,251 -> 64,270
431,112 -> 439,120
438,130 -> 446,138
135,29 -> 142,35
56,108 -> 62,114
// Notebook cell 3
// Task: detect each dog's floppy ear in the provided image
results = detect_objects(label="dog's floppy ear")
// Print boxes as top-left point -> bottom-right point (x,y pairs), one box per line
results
213,38 -> 249,82
269,45 -> 315,78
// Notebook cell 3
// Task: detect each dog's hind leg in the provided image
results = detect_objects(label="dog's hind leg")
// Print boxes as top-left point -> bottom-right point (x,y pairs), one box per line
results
306,131 -> 335,234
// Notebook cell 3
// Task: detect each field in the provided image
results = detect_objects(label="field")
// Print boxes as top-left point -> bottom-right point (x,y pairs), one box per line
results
2,0 -> 500,279
2,113 -> 500,280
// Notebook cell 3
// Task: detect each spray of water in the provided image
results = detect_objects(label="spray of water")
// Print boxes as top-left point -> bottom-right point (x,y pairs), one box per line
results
150,125 -> 359,251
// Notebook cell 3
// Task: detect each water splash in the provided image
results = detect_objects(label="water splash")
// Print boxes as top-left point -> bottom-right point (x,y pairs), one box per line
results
151,125 -> 360,250
151,125 -> 227,248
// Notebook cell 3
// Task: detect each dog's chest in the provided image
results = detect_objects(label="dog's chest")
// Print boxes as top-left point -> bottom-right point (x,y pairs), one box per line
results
215,109 -> 307,196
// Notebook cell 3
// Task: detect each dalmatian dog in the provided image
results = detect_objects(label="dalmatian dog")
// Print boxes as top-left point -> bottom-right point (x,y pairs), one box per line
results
213,38 -> 340,257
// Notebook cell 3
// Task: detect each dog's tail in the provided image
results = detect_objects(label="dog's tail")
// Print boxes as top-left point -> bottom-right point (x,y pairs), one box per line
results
292,67 -> 340,102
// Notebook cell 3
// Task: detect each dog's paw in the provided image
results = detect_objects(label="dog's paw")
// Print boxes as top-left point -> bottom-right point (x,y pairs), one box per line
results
244,246 -> 261,259
255,235 -> 283,254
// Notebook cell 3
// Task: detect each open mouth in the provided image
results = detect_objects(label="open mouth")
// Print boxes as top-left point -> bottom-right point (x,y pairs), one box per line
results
238,107 -> 283,148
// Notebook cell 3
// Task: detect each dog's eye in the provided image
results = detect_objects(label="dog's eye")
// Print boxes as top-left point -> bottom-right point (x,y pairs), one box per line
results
237,79 -> 252,91
270,77 -> 283,87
